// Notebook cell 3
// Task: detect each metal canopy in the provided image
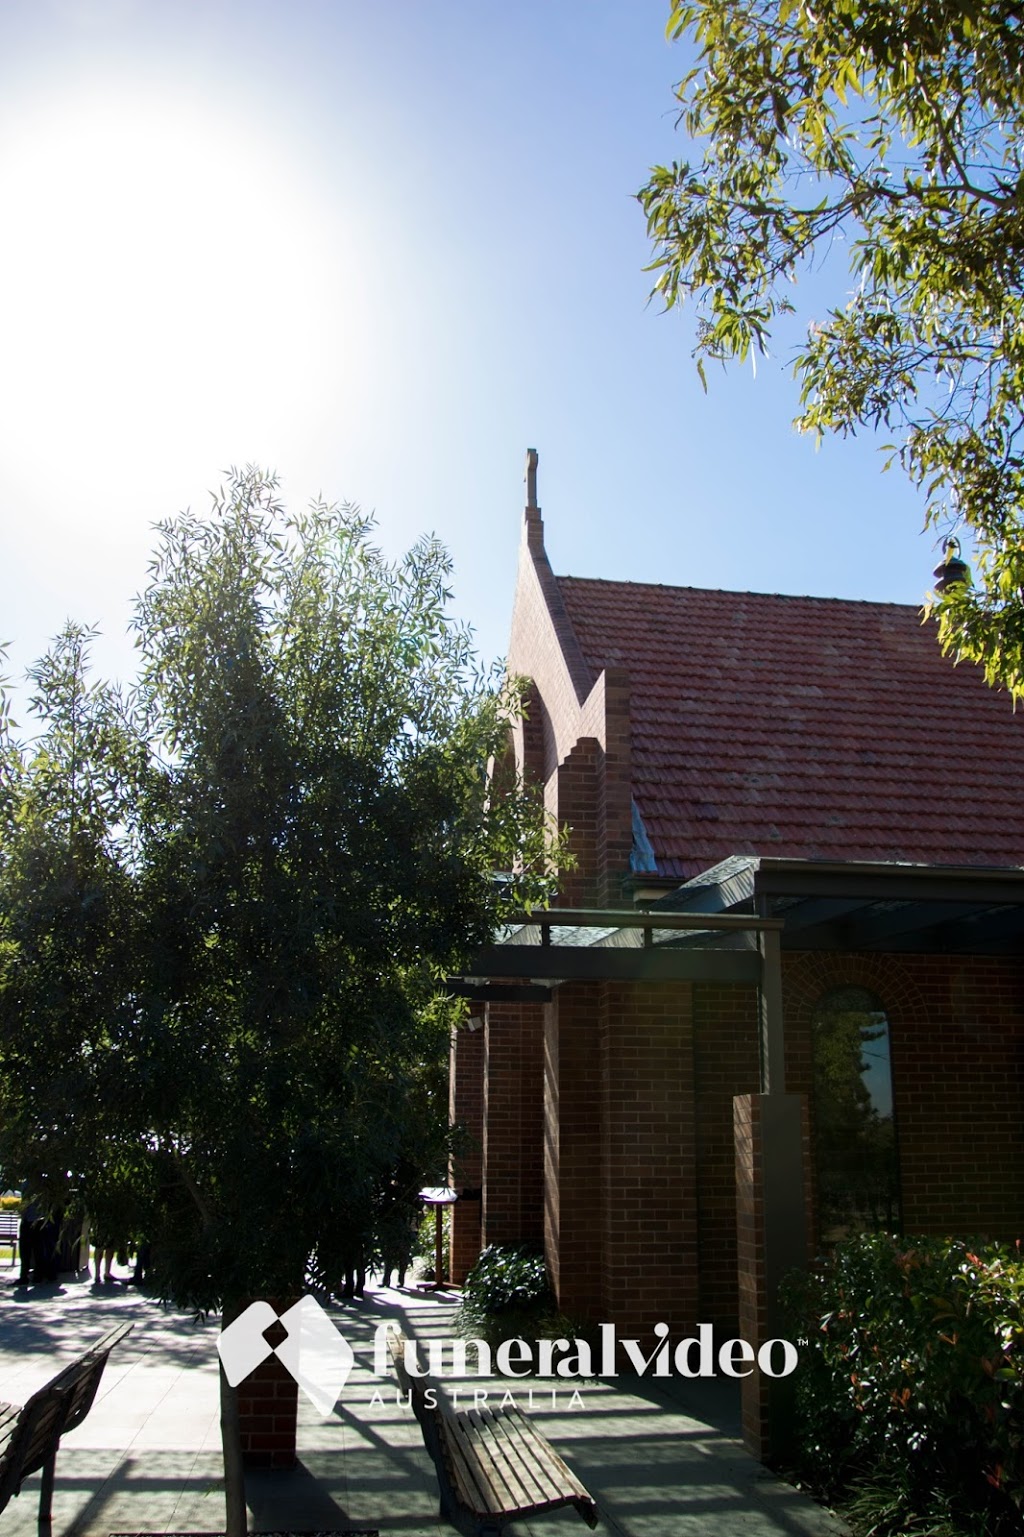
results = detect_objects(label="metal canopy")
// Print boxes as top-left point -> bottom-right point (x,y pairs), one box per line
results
448,906 -> 785,1091
449,907 -> 777,999
447,859 -> 1024,1014
448,858 -> 1024,1004
655,856 -> 1024,956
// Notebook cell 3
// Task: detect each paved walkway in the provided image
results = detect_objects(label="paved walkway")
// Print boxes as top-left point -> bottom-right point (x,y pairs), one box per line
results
0,1267 -> 847,1537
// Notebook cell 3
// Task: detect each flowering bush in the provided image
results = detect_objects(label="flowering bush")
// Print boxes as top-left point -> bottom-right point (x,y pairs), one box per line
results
784,1235 -> 1024,1535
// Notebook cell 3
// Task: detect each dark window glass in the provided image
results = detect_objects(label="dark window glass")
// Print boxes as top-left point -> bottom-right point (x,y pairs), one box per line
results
812,985 -> 900,1243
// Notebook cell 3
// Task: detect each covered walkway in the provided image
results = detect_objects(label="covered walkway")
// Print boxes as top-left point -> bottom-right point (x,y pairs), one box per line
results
0,1269 -> 845,1536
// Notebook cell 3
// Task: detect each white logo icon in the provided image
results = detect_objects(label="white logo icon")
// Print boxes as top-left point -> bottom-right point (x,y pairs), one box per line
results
217,1295 -> 355,1414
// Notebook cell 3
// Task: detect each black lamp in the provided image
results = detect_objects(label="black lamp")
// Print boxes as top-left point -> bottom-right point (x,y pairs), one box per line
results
932,537 -> 971,592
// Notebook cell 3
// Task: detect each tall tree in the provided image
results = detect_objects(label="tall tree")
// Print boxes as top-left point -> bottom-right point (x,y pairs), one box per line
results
640,0 -> 1024,698
0,626 -> 148,1221
0,468 -> 562,1534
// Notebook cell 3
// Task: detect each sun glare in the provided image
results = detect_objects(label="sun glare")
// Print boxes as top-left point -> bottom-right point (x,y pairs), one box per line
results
0,85 -> 352,502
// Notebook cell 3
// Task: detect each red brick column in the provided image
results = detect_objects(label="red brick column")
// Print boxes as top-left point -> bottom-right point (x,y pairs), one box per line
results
482,1001 -> 545,1249
693,982 -> 761,1331
734,1092 -> 809,1462
544,984 -> 602,1316
554,738 -> 601,906
450,1022 -> 485,1283
600,981 -> 699,1343
237,1340 -> 298,1469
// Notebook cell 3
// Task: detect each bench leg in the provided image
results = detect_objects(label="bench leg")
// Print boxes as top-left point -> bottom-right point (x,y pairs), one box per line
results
37,1450 -> 56,1537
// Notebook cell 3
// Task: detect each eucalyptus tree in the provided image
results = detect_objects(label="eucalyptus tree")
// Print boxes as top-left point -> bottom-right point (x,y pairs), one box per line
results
640,0 -> 1024,697
0,468 -> 560,1534
0,627 -> 151,1231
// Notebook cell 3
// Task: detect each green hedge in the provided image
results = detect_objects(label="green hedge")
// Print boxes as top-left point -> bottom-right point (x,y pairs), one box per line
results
784,1234 -> 1024,1535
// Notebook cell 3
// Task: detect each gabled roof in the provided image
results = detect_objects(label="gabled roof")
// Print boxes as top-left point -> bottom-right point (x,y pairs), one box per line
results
556,576 -> 1024,880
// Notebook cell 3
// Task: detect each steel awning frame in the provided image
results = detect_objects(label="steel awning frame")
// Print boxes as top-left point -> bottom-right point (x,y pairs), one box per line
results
454,907 -> 779,988
447,861 -> 1024,1094
448,906 -> 786,1092
650,856 -> 1024,956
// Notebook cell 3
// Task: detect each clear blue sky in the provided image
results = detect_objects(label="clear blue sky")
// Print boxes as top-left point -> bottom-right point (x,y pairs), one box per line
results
0,0 -> 939,723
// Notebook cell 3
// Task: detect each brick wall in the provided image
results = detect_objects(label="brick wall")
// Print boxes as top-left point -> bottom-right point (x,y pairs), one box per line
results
591,670 -> 634,906
237,1340 -> 298,1469
693,983 -> 761,1328
784,951 -> 1024,1241
734,1093 -> 769,1455
542,977 -> 702,1339
457,950 -> 1023,1325
734,1092 -> 811,1461
520,678 -> 547,791
544,984 -> 602,1315
482,1001 -> 545,1250
598,980 -> 699,1341
508,507 -> 593,784
507,503 -> 637,906
691,950 -> 1024,1332
548,736 -> 598,908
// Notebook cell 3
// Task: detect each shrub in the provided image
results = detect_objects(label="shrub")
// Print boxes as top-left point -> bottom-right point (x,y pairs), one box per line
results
415,1208 -> 450,1284
457,1243 -> 560,1349
784,1234 -> 1024,1535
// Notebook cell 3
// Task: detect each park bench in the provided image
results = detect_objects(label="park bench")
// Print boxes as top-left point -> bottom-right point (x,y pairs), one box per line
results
0,1214 -> 18,1268
388,1331 -> 598,1537
0,1320 -> 133,1537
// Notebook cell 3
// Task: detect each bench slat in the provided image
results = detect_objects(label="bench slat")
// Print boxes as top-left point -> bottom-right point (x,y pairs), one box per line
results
452,1411 -> 533,1515
455,1405 -> 598,1527
0,1322 -> 134,1536
461,1408 -> 554,1512
496,1406 -> 592,1501
485,1406 -> 589,1507
441,1416 -> 508,1515
52,1321 -> 134,1434
386,1330 -> 597,1534
0,1214 -> 18,1267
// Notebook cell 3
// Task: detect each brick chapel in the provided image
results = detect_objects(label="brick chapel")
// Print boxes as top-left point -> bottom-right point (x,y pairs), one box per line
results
447,451 -> 1024,1454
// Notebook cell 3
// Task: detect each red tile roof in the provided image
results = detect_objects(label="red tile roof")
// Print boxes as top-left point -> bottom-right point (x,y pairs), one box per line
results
556,576 -> 1024,879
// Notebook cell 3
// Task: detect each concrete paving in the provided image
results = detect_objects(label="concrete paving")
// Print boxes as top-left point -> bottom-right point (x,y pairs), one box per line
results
0,1264 -> 847,1537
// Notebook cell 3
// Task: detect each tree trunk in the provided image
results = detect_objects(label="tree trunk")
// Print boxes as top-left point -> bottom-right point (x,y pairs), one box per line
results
219,1350 -> 248,1537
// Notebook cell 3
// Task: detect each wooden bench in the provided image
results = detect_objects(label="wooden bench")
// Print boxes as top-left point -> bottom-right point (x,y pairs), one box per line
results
0,1213 -> 19,1267
0,1321 -> 134,1537
388,1331 -> 598,1537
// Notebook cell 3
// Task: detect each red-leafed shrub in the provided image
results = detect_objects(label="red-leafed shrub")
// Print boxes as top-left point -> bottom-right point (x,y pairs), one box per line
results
784,1234 -> 1024,1535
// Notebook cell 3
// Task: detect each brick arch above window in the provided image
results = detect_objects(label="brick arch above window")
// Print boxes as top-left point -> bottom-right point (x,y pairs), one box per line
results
783,951 -> 930,1034
781,951 -> 929,1106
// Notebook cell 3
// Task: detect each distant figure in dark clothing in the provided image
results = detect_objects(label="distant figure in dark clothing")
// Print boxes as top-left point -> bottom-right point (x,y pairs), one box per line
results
341,1247 -> 366,1300
18,1202 -> 60,1284
380,1208 -> 418,1289
377,1171 -> 421,1290
132,1241 -> 152,1285
17,1203 -> 37,1284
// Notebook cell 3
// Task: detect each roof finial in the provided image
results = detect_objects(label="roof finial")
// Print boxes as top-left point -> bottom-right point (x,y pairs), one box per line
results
525,447 -> 538,510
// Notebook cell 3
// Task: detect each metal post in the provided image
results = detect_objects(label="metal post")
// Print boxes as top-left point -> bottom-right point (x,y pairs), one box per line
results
434,1204 -> 444,1288
758,925 -> 785,1095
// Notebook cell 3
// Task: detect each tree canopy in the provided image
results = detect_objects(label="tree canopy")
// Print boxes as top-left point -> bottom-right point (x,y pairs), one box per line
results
0,468 -> 560,1310
639,0 -> 1024,698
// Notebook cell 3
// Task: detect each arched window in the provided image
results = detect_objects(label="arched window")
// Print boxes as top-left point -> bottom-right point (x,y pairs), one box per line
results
812,985 -> 900,1243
